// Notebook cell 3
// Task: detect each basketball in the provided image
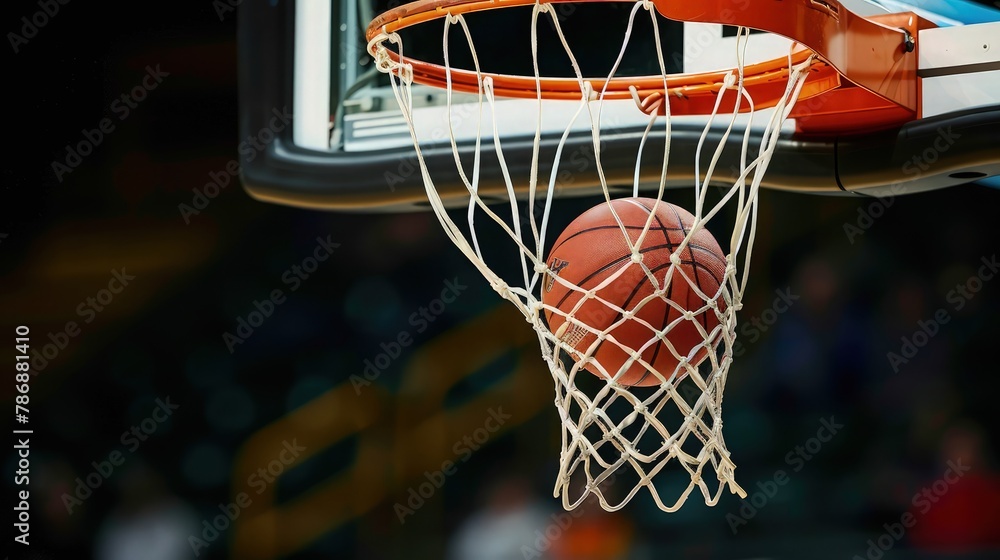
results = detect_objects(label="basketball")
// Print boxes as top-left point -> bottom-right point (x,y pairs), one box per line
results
542,197 -> 727,387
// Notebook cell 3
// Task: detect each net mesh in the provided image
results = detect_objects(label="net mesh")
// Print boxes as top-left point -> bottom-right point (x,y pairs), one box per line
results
368,0 -> 814,512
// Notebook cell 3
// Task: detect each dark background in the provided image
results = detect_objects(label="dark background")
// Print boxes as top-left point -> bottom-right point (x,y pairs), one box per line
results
4,1 -> 1000,559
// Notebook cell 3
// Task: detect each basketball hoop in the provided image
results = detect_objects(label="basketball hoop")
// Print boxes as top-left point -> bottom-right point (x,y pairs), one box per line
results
366,0 -> 920,511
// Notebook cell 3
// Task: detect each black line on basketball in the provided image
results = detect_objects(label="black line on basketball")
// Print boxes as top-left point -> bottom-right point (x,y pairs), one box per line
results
662,201 -> 710,333
625,199 -> 680,386
549,223 -> 685,255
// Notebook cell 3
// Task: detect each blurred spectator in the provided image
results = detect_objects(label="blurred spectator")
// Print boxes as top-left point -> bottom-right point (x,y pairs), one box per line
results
909,420 -> 1000,552
447,477 -> 550,560
547,498 -> 634,560
95,463 -> 199,560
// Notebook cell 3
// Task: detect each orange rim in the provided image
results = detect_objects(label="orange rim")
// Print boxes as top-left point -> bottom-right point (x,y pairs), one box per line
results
366,0 -> 928,133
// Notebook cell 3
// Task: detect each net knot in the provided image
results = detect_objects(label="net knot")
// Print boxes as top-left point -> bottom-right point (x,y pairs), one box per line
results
629,86 -> 664,114
492,280 -> 511,299
534,261 -> 548,274
368,31 -> 410,79
669,253 -> 681,266
677,358 -> 689,373
528,300 -> 544,322
793,54 -> 817,74
723,71 -> 737,89
630,251 -> 643,264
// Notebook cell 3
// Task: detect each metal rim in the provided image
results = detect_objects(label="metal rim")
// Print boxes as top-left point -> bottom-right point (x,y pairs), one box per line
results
365,0 -> 925,132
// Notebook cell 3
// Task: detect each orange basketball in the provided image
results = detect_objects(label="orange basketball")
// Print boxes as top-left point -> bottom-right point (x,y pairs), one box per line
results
542,197 -> 727,387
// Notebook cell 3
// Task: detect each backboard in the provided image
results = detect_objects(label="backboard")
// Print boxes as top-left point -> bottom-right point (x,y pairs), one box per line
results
239,0 -> 1000,211
236,0 -> 1000,515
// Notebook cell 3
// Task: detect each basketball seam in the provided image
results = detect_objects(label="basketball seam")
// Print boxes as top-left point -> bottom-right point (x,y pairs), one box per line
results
548,224 -> 685,256
590,257 -> 718,386
551,225 -> 720,309
626,199 -> 724,385
553,240 -> 677,310
660,201 -> 711,334
624,199 -> 677,386
555,214 -> 674,383
544,199 -> 725,386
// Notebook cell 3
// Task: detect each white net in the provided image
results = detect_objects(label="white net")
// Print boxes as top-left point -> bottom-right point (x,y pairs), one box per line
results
368,0 -> 814,512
